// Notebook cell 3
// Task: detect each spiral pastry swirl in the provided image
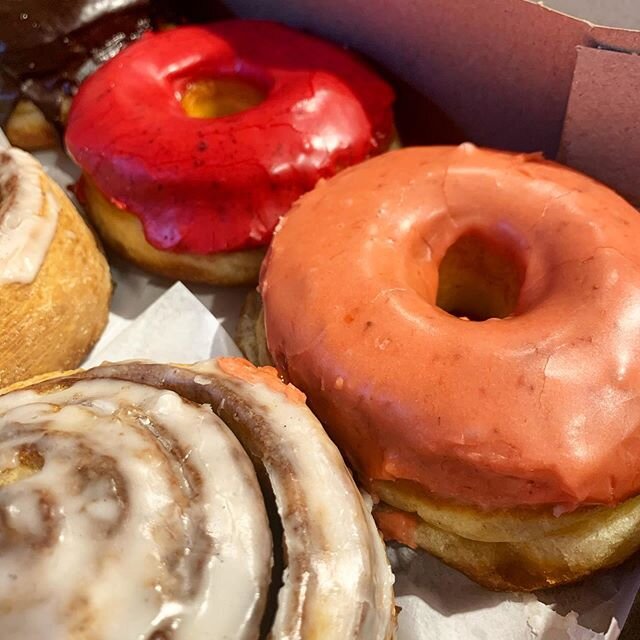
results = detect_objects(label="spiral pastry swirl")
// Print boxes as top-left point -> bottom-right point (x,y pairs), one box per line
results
0,358 -> 395,640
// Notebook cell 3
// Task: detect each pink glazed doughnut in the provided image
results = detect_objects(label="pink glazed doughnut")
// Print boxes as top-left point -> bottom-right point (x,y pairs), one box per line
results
260,144 -> 640,590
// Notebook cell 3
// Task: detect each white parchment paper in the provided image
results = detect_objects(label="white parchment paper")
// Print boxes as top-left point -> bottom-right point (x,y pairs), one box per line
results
36,148 -> 640,639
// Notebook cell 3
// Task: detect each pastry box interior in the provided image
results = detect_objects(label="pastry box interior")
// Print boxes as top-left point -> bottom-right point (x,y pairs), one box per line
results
1,0 -> 640,638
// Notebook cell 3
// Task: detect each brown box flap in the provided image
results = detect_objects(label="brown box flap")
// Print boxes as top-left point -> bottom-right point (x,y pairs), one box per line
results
225,0 -> 640,200
558,45 -> 640,206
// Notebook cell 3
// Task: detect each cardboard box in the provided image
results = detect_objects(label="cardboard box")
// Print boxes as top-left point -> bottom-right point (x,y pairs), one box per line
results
5,1 -> 639,637
226,0 -> 640,206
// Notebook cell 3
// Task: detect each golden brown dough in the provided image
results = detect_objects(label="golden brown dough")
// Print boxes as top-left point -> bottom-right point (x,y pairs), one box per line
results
0,153 -> 111,387
373,480 -> 640,591
83,177 -> 265,286
236,290 -> 273,366
5,99 -> 67,151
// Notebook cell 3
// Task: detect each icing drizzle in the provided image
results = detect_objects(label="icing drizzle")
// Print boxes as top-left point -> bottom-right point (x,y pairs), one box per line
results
0,378 -> 272,639
0,148 -> 58,285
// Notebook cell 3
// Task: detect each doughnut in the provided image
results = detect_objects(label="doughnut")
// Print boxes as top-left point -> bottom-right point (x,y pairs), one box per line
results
259,144 -> 640,590
0,0 -> 159,150
236,290 -> 273,367
0,146 -> 111,388
0,358 -> 396,638
65,21 -> 395,285
0,0 -> 235,150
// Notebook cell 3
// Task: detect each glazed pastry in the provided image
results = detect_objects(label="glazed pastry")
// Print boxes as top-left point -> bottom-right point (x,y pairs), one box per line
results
65,20 -> 395,285
0,0 -> 156,150
0,146 -> 111,388
258,144 -> 640,590
0,358 -> 396,639
0,0 -> 234,150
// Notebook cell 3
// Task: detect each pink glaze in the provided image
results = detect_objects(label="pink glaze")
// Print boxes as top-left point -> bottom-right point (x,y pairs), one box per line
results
65,21 -> 394,254
217,357 -> 306,405
261,145 -> 640,510
374,508 -> 418,549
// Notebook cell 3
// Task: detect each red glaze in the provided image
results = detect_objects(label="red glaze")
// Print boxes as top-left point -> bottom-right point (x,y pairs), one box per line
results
65,21 -> 394,254
261,145 -> 640,511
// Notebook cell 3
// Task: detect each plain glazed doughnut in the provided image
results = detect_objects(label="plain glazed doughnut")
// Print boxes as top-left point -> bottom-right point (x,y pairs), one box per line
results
65,20 -> 395,285
260,144 -> 640,589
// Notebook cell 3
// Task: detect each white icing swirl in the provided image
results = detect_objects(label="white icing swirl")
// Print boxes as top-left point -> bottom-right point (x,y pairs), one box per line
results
0,148 -> 59,285
0,361 -> 397,639
194,360 -> 397,639
0,378 -> 272,640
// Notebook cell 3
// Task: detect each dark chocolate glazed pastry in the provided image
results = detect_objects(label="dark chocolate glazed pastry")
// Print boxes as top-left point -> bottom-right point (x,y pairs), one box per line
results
0,0 -> 232,135
0,0 -> 154,128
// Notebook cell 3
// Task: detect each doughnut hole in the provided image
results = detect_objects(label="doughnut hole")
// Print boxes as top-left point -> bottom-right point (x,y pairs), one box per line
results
436,232 -> 526,320
180,78 -> 266,119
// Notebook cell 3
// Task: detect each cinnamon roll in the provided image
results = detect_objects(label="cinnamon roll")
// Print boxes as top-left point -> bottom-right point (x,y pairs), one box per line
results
0,147 -> 111,388
0,358 -> 396,639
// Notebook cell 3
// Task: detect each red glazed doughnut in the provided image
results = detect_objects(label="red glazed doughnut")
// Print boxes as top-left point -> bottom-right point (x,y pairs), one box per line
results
260,144 -> 640,590
65,20 -> 395,284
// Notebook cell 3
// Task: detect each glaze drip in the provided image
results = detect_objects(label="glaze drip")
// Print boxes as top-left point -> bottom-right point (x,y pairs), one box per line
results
0,148 -> 58,285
